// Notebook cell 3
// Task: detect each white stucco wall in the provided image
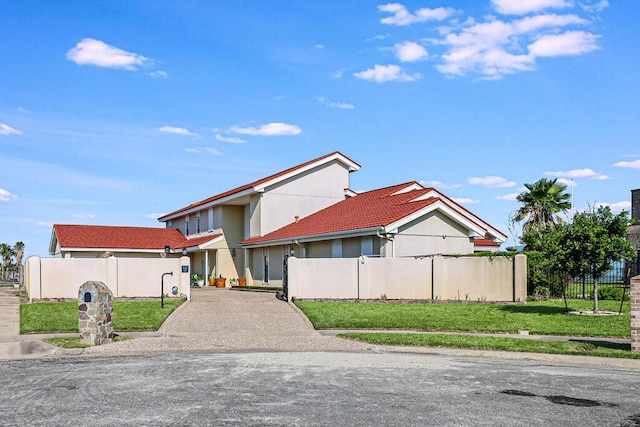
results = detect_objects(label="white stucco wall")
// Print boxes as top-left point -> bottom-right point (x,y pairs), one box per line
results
25,256 -> 191,301
258,161 -> 351,235
288,255 -> 526,302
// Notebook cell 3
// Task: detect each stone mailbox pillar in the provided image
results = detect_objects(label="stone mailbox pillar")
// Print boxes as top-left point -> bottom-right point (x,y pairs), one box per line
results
78,281 -> 114,346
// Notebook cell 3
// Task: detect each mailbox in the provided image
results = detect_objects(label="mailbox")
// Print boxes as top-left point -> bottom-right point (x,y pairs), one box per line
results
78,281 -> 114,346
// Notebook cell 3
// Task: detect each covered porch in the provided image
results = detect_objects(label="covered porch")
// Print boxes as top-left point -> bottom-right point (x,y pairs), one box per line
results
176,232 -> 245,287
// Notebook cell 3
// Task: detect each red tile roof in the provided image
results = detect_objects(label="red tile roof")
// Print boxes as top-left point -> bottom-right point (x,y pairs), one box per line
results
474,238 -> 500,247
241,182 -> 498,245
159,151 -> 360,221
174,233 -> 223,249
53,224 -> 187,251
241,182 -> 507,246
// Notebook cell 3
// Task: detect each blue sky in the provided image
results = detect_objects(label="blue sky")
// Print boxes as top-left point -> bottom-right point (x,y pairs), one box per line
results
2,0 -> 639,257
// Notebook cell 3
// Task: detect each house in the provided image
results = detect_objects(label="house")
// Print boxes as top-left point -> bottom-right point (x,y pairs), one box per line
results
158,152 -> 506,287
34,151 -> 509,300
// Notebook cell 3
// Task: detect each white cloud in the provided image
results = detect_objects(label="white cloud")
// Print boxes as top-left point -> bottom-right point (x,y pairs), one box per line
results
435,12 -> 595,78
0,123 -> 22,135
150,70 -> 167,78
66,38 -> 152,70
395,41 -> 429,62
72,213 -> 96,219
315,96 -> 355,110
580,0 -> 609,13
145,212 -> 167,220
492,0 -> 572,15
158,126 -> 197,136
528,31 -> 600,57
497,193 -> 519,201
315,44 -> 325,49
366,35 -> 388,42
557,178 -> 577,188
229,122 -> 301,136
379,3 -> 455,26
596,201 -> 631,214
404,3 -> 602,80
420,180 -> 461,189
331,69 -> 345,79
544,168 -> 609,180
0,188 -> 17,202
354,64 -> 421,83
453,197 -> 480,205
186,147 -> 222,155
613,160 -> 640,169
468,176 -> 517,188
215,134 -> 247,144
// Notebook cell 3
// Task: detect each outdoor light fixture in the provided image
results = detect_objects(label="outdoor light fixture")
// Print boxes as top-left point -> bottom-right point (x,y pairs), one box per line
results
161,245 -> 170,258
182,248 -> 188,256
231,248 -> 236,257
289,247 -> 295,257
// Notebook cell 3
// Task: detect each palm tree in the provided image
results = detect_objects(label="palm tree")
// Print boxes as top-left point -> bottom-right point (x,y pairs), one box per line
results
0,243 -> 13,280
514,178 -> 571,238
13,241 -> 24,282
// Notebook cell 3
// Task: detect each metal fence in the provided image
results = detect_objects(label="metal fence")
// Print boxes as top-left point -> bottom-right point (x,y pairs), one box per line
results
529,252 -> 640,300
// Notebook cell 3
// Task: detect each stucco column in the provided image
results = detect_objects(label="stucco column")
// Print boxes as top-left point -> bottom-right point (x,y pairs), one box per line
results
513,254 -> 527,302
180,256 -> 191,301
631,275 -> 640,353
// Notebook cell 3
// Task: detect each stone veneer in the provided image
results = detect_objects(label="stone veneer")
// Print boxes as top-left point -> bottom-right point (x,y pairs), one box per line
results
78,281 -> 114,346
632,276 -> 640,353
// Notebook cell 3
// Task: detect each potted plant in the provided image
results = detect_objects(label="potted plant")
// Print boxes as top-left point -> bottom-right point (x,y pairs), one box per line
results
192,274 -> 205,287
214,274 -> 226,288
208,275 -> 215,286
238,277 -> 247,287
229,278 -> 238,287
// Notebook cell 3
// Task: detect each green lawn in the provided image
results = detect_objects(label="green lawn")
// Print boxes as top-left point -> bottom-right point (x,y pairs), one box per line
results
295,300 -> 631,338
20,299 -> 183,334
339,332 -> 640,359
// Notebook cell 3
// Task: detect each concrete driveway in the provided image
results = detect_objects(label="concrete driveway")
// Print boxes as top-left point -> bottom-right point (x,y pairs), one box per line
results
77,287 -> 371,357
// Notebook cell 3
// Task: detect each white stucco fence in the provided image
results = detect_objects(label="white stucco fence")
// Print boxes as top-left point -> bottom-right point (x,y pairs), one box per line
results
287,254 -> 527,302
25,256 -> 191,301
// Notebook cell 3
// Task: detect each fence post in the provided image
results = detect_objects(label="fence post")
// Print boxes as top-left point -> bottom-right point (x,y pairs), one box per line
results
631,276 -> 640,353
514,254 -> 527,302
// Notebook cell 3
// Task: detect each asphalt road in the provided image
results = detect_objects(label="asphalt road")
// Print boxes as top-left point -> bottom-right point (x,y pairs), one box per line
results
0,351 -> 638,426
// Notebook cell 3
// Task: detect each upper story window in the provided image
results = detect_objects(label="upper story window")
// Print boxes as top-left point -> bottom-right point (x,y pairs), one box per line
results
185,219 -> 190,236
196,216 -> 201,234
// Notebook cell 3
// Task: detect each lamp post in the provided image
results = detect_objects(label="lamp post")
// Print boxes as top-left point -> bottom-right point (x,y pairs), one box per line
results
161,272 -> 173,308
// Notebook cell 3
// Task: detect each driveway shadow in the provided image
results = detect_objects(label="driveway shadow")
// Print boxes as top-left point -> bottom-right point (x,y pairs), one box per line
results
497,305 -> 569,315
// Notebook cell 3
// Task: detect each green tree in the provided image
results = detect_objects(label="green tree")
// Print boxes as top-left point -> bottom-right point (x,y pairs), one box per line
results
513,178 -> 571,243
0,243 -> 14,280
543,206 -> 635,313
13,241 -> 25,281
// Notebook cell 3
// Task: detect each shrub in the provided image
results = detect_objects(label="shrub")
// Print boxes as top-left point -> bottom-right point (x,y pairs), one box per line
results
597,286 -> 627,301
531,286 -> 550,301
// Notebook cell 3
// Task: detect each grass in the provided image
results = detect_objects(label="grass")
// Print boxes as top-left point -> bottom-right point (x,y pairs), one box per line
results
295,300 -> 631,338
339,333 -> 640,359
20,299 -> 183,334
43,335 -> 133,349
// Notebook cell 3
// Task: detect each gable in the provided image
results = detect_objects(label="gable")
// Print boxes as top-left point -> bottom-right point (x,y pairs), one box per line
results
159,151 -> 360,222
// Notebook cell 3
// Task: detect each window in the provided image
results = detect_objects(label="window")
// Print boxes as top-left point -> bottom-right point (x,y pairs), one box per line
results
185,219 -> 190,236
196,216 -> 201,234
263,253 -> 269,283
